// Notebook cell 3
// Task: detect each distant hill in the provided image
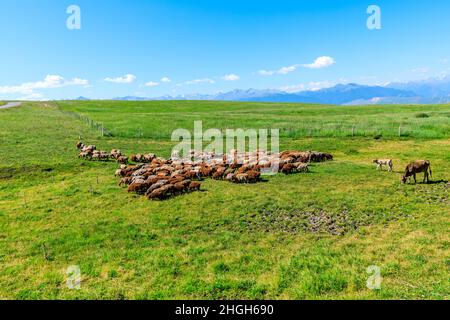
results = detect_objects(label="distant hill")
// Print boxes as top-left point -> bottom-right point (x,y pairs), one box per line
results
109,76 -> 450,105
239,84 -> 416,104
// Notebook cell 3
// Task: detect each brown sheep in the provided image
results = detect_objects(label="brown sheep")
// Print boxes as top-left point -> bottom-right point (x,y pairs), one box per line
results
246,170 -> 261,183
232,173 -> 248,183
144,153 -> 156,163
185,170 -> 200,180
145,179 -> 169,195
293,162 -> 309,173
147,176 -> 169,185
147,188 -> 165,200
98,151 -> 110,161
280,163 -> 295,175
119,177 -> 132,186
117,156 -> 128,165
110,149 -> 122,160
200,165 -> 213,177
78,151 -> 91,159
128,181 -> 150,194
147,184 -> 174,200
212,171 -> 223,180
188,181 -> 201,191
115,168 -> 124,177
224,173 -> 234,181
154,184 -> 175,198
173,182 -> 187,194
82,145 -> 96,152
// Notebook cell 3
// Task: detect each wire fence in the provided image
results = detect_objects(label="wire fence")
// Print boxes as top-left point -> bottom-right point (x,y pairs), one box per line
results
59,110 -> 113,137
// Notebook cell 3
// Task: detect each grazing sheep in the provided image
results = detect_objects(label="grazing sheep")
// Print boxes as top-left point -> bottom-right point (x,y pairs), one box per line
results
293,162 -> 309,173
119,177 -> 133,186
91,152 -> 101,161
78,151 -> 91,159
99,151 -> 110,161
200,165 -> 213,177
82,145 -> 96,152
128,181 -> 150,194
76,144 -> 334,200
188,181 -> 201,191
212,171 -> 223,180
185,170 -> 200,180
144,153 -> 156,163
246,170 -> 261,183
145,179 -> 169,195
110,149 -> 122,160
132,168 -> 148,177
130,154 -> 145,163
280,163 -> 295,175
173,182 -> 187,194
308,151 -> 333,162
147,188 -> 165,200
115,168 -> 124,177
157,184 -> 175,197
117,156 -> 128,165
129,154 -> 138,163
232,173 -> 249,183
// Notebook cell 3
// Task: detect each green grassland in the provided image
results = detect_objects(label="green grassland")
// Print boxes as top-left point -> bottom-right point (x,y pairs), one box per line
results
58,100 -> 450,139
0,101 -> 449,300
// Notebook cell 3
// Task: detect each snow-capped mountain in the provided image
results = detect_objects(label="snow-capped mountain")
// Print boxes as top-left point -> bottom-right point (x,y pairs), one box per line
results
111,77 -> 450,105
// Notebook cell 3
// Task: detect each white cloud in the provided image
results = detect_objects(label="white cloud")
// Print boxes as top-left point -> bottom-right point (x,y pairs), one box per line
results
160,77 -> 171,83
222,74 -> 240,81
277,65 -> 299,75
145,81 -> 159,87
411,67 -> 430,74
0,74 -> 89,95
258,70 -> 275,76
104,74 -> 136,83
71,78 -> 89,86
185,78 -> 215,85
280,84 -> 306,93
280,80 -> 336,93
302,56 -> 335,69
18,93 -> 47,101
258,56 -> 335,77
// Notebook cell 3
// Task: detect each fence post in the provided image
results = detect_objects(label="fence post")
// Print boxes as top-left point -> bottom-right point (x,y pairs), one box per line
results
398,125 -> 402,137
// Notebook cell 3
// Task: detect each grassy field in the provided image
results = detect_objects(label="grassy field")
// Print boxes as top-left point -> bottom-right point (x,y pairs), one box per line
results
0,101 -> 449,300
57,100 -> 450,139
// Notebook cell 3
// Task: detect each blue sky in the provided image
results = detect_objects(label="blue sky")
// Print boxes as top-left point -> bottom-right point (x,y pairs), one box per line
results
1,0 -> 449,100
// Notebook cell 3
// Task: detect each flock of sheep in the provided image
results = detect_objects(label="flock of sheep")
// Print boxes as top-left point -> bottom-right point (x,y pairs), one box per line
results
76,141 -> 333,200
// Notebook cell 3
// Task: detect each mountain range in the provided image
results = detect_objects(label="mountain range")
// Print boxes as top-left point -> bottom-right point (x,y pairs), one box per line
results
102,76 -> 450,105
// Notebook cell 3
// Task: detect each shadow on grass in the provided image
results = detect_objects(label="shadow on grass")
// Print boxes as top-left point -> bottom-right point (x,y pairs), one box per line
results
426,179 -> 449,185
403,179 -> 448,185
